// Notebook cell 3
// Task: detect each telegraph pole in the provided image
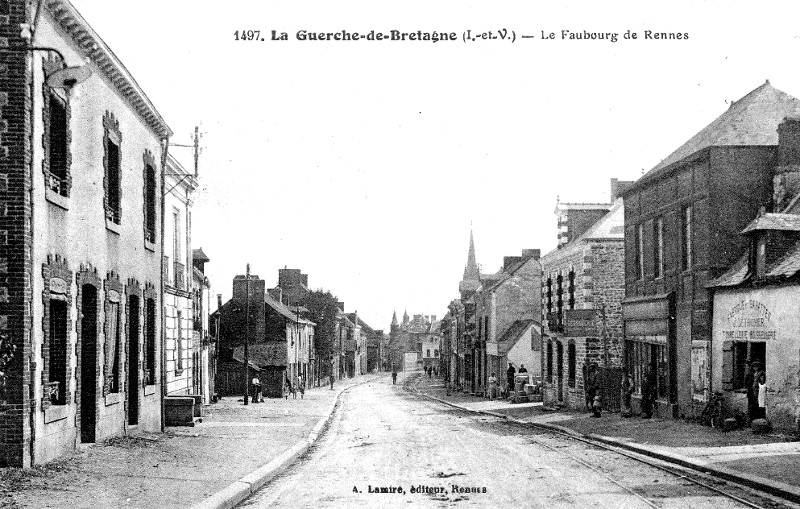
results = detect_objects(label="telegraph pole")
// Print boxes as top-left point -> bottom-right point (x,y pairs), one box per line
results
243,264 -> 251,405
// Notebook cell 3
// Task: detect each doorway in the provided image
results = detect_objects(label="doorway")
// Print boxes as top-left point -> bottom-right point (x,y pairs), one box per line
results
80,285 -> 98,443
557,341 -> 564,403
127,295 -> 140,425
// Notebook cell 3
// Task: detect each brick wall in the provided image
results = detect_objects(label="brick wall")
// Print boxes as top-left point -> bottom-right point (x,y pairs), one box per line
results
0,0 -> 33,467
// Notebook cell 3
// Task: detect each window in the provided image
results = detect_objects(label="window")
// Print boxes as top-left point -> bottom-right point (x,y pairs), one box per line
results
546,342 -> 553,380
546,277 -> 553,316
103,112 -> 122,224
144,152 -> 157,244
636,223 -> 645,280
682,205 -> 692,271
176,309 -> 184,373
567,342 -> 576,387
434,349 -> 439,358
48,299 -> 68,405
484,316 -> 489,342
626,339 -> 667,398
568,268 -> 575,310
556,273 -> 564,329
427,349 -> 431,357
145,297 -> 156,385
46,91 -> 69,196
654,217 -> 664,279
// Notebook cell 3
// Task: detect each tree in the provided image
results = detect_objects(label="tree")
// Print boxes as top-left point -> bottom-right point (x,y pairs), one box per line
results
299,289 -> 340,381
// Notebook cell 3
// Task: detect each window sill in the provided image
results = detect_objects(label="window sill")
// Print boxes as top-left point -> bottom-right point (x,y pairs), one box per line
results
44,404 -> 70,424
105,392 -> 121,406
106,219 -> 122,235
144,240 -> 157,253
144,385 -> 157,396
45,189 -> 70,210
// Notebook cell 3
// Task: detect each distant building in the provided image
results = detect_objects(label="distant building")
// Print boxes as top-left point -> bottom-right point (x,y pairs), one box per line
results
191,248 -> 212,404
388,312 -> 437,372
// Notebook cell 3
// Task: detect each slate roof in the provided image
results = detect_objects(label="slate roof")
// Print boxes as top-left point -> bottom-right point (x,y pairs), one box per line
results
497,319 -> 535,344
630,82 -> 800,193
233,343 -> 287,368
741,213 -> 800,234
265,294 -> 315,326
192,248 -> 210,262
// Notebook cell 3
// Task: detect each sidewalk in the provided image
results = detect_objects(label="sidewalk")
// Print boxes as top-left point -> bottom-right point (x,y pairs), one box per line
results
410,373 -> 800,501
0,374 -> 379,509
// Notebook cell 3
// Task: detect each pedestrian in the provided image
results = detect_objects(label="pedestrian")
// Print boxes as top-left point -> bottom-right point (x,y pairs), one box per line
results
428,367 -> 432,380
744,361 -> 757,424
640,367 -> 655,419
518,364 -> 527,374
434,367 -> 438,378
292,374 -> 299,400
251,375 -> 261,403
753,361 -> 767,420
585,363 -> 599,412
488,372 -> 498,400
329,373 -> 334,390
284,374 -> 292,400
392,369 -> 397,385
298,374 -> 305,399
620,370 -> 634,418
506,362 -> 516,396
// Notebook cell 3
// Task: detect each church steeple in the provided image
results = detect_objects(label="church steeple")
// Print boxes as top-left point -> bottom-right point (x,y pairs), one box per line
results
391,310 -> 398,328
402,308 -> 409,324
459,229 -> 481,296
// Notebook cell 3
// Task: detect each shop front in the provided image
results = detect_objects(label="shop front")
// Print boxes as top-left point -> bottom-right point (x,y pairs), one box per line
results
712,288 -> 800,431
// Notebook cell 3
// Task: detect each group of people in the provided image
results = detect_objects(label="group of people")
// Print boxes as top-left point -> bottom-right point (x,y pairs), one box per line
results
485,362 -> 528,400
425,366 -> 438,379
284,373 -> 306,400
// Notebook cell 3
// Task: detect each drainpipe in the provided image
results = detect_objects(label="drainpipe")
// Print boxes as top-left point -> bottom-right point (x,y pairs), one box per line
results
159,136 -> 170,432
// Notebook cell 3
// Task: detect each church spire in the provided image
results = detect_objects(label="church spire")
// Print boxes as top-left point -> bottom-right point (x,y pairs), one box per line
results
459,229 -> 481,295
391,310 -> 398,327
402,308 -> 409,324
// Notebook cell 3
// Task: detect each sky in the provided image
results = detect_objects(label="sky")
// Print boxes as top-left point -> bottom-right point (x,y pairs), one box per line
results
67,0 -> 800,330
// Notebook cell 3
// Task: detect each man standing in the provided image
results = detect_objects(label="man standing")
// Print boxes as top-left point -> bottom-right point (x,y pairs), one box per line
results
392,369 -> 397,385
641,367 -> 655,419
506,363 -> 516,396
744,361 -> 757,423
585,363 -> 599,412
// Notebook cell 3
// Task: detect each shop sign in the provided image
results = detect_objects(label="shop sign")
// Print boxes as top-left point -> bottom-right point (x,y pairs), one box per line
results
721,298 -> 776,341
564,309 -> 596,337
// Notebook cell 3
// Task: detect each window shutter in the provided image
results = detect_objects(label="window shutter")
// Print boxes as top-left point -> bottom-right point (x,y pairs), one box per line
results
722,340 -> 734,391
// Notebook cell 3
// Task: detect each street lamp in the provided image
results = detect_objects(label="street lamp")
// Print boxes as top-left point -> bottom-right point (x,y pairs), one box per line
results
243,264 -> 251,405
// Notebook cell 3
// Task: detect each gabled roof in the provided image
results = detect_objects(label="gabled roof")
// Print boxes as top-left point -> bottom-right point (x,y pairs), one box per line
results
630,81 -> 800,193
497,319 -> 535,344
193,248 -> 210,262
265,294 -> 315,326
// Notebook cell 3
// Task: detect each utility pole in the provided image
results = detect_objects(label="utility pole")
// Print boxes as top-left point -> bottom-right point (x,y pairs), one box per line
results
243,264 -> 251,405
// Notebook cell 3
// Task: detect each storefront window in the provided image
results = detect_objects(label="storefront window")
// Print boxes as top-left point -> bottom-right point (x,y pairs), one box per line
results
626,339 -> 667,398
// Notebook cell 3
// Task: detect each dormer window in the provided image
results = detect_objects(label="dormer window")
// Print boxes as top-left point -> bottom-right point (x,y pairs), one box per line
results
756,235 -> 766,277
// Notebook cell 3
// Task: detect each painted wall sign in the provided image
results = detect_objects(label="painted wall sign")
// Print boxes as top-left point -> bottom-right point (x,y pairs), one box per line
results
564,309 -> 597,337
721,298 -> 776,341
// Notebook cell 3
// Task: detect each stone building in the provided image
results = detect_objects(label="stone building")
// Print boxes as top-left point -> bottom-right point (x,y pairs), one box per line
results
163,154 -> 197,397
456,232 -> 480,392
541,180 -> 628,411
478,250 -> 542,391
621,81 -> 800,419
388,311 -> 435,372
0,0 -> 170,465
708,116 -> 800,431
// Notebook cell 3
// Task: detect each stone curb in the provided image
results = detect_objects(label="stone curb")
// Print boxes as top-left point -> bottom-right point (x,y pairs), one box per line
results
190,375 -> 383,509
411,385 -> 800,505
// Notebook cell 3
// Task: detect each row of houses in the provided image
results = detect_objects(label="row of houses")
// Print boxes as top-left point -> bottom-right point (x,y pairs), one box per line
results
212,267 -> 386,400
0,0 -> 216,466
437,80 -> 800,432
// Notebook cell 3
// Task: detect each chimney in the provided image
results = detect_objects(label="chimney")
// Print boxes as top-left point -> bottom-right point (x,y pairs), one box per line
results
521,249 -> 540,260
268,287 -> 283,302
610,178 -> 635,202
503,256 -> 523,271
232,274 -> 265,303
217,293 -> 222,310
774,117 -> 800,211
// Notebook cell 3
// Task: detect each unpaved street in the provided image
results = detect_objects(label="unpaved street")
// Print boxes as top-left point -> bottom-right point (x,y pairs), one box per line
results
241,375 -> 772,508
